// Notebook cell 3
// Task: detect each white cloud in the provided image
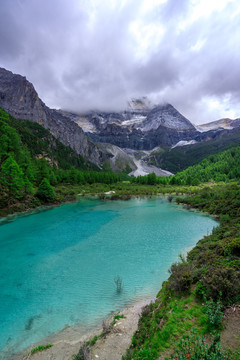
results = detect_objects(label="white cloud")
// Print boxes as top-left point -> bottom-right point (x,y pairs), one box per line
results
206,95 -> 238,120
0,0 -> 240,124
129,21 -> 165,60
190,38 -> 206,52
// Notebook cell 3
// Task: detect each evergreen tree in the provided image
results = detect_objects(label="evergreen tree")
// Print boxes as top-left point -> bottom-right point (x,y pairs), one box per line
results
35,158 -> 50,184
0,156 -> 25,204
36,178 -> 55,202
23,176 -> 34,196
147,173 -> 157,185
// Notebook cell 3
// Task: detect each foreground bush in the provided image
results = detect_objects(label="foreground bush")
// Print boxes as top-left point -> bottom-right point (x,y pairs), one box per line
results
166,331 -> 234,360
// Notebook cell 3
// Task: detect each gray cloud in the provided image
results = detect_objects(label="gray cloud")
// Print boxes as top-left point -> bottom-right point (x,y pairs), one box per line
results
0,0 -> 240,123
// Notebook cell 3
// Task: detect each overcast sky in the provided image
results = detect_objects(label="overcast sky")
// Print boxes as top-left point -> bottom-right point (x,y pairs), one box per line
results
1,0 -> 240,124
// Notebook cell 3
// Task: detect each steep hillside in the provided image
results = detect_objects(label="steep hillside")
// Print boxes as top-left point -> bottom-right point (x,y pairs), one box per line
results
131,144 -> 240,185
0,109 -> 98,171
151,127 -> 240,172
0,67 -> 102,165
0,108 -> 120,215
173,146 -> 240,184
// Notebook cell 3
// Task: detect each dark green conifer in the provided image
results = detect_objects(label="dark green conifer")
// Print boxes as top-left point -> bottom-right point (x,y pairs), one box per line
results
0,156 -> 25,204
36,178 -> 55,202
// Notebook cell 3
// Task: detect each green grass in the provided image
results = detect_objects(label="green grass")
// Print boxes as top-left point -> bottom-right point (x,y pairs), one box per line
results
54,182 -> 203,200
0,181 -> 204,218
30,344 -> 52,354
86,335 -> 99,346
123,291 -> 208,360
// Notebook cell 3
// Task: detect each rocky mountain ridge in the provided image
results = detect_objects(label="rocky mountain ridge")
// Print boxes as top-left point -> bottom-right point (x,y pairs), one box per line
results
61,100 -> 198,150
197,117 -> 240,132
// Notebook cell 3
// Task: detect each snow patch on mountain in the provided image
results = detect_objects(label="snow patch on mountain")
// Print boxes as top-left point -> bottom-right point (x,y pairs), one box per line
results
172,140 -> 198,148
122,115 -> 147,127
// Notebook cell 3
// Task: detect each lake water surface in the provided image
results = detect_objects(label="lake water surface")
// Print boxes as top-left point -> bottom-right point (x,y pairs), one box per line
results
0,197 -> 218,358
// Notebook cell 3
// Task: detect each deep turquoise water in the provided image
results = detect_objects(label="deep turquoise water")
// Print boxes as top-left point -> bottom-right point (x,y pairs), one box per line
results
0,197 -> 218,358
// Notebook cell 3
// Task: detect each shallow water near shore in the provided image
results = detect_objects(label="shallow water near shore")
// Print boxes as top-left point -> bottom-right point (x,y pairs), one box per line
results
0,197 -> 218,359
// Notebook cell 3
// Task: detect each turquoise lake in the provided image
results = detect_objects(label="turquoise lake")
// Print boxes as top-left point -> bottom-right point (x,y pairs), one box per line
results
0,197 -> 218,358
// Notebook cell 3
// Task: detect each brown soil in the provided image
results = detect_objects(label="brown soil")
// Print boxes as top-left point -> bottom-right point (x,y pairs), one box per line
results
221,305 -> 240,351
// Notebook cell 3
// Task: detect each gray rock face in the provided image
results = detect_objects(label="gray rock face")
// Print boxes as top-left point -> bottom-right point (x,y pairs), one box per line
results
140,104 -> 195,132
0,67 -> 102,165
95,143 -> 173,177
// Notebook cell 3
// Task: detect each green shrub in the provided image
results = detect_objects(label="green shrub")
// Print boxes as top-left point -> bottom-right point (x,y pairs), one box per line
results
194,281 -> 207,300
166,331 -> 233,360
201,266 -> 240,303
205,297 -> 223,329
30,344 -> 52,354
226,238 -> 240,256
167,262 -> 193,294
87,335 -> 99,346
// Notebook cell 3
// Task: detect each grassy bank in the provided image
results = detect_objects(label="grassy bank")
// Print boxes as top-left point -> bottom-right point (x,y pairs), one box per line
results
54,182 -> 203,199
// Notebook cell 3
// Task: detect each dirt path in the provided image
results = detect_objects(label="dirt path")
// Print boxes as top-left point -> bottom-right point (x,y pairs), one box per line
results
221,305 -> 240,351
90,299 -> 151,360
